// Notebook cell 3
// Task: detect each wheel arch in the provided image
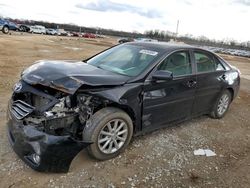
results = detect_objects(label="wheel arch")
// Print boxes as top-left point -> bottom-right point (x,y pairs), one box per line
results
226,87 -> 234,101
75,91 -> 139,134
106,103 -> 137,131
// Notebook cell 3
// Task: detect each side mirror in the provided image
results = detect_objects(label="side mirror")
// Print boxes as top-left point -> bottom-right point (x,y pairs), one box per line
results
152,70 -> 173,80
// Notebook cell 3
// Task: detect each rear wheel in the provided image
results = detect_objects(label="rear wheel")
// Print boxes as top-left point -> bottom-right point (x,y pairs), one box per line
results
210,90 -> 232,119
83,107 -> 133,160
2,26 -> 9,34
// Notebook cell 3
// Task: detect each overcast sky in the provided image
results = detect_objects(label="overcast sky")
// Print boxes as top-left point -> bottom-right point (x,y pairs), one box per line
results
0,0 -> 249,42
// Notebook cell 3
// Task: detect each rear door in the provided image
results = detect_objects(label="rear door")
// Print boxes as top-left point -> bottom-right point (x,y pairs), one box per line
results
142,50 -> 197,130
191,50 -> 227,115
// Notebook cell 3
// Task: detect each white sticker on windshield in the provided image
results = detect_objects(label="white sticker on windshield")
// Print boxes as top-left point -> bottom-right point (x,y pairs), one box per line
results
139,50 -> 158,56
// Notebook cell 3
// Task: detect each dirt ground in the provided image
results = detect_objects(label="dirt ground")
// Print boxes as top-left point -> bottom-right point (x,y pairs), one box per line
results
0,32 -> 250,188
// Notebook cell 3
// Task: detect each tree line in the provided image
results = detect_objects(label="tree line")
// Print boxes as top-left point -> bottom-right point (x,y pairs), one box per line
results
144,30 -> 250,51
9,18 -> 250,51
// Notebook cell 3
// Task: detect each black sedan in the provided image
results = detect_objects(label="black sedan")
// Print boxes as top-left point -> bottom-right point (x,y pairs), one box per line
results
7,42 -> 240,172
18,24 -> 30,32
118,37 -> 134,43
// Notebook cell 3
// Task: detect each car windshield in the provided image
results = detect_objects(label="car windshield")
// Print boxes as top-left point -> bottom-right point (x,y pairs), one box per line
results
87,44 -> 160,77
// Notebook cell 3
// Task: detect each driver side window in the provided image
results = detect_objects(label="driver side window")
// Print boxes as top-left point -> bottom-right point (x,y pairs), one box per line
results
158,51 -> 192,76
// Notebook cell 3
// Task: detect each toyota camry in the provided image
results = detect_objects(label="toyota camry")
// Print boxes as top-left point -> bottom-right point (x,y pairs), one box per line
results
7,42 -> 240,172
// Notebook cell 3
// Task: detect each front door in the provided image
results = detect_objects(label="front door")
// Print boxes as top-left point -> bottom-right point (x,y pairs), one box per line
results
142,50 -> 196,130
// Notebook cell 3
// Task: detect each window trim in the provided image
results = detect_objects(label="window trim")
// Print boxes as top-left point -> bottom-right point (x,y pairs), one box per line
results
192,49 -> 226,75
214,54 -> 231,71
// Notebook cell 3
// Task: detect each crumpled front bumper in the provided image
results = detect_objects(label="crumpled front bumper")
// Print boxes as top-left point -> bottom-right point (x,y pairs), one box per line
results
7,102 -> 91,173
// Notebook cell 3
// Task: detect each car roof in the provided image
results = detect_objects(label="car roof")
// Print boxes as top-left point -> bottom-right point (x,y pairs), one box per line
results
127,41 -> 205,52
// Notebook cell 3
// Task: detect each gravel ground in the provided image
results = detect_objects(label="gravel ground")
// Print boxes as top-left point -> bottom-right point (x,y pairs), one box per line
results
0,33 -> 250,188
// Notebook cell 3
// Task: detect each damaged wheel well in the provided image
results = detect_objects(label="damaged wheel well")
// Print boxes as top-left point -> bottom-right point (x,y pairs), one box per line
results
76,93 -> 137,132
105,103 -> 136,131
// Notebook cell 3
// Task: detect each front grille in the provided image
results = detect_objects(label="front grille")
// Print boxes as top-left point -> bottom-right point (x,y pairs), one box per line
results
11,100 -> 35,120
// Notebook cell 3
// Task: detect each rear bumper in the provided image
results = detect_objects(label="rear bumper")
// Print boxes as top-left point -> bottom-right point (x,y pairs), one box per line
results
7,103 -> 91,173
0,25 -> 3,30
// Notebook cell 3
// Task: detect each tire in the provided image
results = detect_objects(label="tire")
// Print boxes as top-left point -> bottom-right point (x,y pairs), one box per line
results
2,26 -> 9,34
210,90 -> 232,119
83,107 -> 133,160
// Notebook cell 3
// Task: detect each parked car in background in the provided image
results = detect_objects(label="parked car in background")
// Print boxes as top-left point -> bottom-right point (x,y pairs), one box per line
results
71,32 -> 81,37
82,33 -> 96,38
29,25 -> 46,34
0,18 -> 18,34
67,32 -> 73,37
118,37 -> 134,43
7,42 -> 240,172
199,45 -> 250,58
96,34 -> 105,38
46,28 -> 57,35
18,24 -> 30,32
57,29 -> 67,36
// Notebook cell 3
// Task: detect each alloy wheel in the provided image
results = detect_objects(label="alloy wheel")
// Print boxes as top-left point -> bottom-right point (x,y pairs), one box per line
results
98,119 -> 128,154
217,94 -> 230,116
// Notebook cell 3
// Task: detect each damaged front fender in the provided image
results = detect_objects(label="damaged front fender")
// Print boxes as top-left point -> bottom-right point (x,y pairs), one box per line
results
84,83 -> 144,133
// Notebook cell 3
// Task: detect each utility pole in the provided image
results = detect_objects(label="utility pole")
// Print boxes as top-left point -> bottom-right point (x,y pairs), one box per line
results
175,20 -> 179,41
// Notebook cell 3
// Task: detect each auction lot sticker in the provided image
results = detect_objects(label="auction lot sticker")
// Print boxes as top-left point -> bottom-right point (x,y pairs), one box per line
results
139,49 -> 158,56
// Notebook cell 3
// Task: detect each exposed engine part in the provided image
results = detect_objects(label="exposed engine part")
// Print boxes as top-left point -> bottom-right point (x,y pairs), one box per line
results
44,111 -> 53,117
25,116 -> 46,124
25,114 -> 80,137
23,93 -> 107,138
24,96 -> 80,136
32,95 -> 50,109
78,95 -> 94,124
65,96 -> 72,108
53,97 -> 66,110
44,114 -> 79,136
77,94 -> 105,124
44,97 -> 79,118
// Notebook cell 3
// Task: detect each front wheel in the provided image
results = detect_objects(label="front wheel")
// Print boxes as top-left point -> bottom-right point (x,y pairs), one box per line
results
210,90 -> 232,119
83,107 -> 133,160
2,26 -> 9,34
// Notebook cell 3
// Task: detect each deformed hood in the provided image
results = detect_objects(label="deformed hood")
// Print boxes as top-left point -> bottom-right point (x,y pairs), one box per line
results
22,60 -> 130,94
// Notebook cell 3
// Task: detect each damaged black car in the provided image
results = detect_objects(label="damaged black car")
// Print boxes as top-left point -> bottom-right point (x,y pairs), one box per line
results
7,42 -> 240,172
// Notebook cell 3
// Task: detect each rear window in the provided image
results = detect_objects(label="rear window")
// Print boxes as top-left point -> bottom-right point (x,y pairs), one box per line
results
194,51 -> 225,73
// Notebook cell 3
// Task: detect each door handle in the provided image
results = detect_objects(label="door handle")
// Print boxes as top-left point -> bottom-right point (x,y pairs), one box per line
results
186,80 -> 197,88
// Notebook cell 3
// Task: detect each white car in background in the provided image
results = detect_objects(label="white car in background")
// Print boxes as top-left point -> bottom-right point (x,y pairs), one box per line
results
56,29 -> 67,36
30,25 -> 46,34
46,28 -> 58,35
